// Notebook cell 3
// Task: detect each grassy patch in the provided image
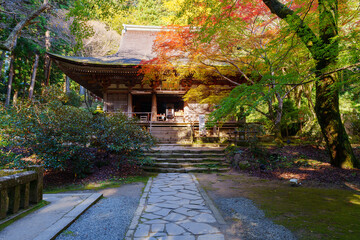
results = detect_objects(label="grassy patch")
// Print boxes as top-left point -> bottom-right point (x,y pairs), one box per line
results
44,174 -> 156,194
199,173 -> 360,240
249,186 -> 360,240
0,200 -> 49,231
62,230 -> 77,236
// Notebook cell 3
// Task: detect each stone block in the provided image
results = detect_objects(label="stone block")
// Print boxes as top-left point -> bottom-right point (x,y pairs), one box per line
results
20,182 -> 30,209
0,189 -> 8,219
27,165 -> 43,203
8,185 -> 20,214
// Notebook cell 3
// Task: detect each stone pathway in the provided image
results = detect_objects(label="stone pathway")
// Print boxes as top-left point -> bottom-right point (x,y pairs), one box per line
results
126,173 -> 225,240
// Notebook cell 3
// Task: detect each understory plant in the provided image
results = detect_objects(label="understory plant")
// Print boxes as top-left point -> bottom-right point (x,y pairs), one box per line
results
1,87 -> 155,177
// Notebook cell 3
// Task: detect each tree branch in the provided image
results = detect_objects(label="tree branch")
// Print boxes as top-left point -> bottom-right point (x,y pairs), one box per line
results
0,9 -> 16,15
262,0 -> 321,59
0,3 -> 51,52
244,104 -> 270,118
321,62 -> 360,76
199,60 -> 241,86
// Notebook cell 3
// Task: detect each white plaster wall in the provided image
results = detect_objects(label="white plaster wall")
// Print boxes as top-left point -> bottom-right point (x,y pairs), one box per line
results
184,103 -> 211,122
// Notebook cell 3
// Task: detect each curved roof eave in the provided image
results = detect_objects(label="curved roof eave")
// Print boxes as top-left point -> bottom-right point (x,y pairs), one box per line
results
48,53 -> 142,67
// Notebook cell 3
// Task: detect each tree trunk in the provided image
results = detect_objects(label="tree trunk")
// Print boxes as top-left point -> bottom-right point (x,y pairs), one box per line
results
5,54 -> 15,107
44,31 -> 52,86
314,0 -> 358,168
29,54 -> 39,99
273,102 -> 283,145
261,0 -> 358,168
65,76 -> 70,93
0,51 -> 6,78
315,71 -> 358,168
0,3 -> 51,52
12,89 -> 18,106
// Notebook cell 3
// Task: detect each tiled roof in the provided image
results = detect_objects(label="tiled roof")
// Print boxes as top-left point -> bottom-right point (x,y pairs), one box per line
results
49,25 -> 163,65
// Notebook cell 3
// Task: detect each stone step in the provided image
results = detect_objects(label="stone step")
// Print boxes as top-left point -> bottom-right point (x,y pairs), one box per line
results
142,144 -> 228,173
142,166 -> 230,173
149,158 -> 226,163
150,163 -> 229,169
145,153 -> 225,158
146,149 -> 225,154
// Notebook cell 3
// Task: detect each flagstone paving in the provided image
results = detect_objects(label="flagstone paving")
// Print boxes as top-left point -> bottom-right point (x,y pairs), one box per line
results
126,173 -> 225,240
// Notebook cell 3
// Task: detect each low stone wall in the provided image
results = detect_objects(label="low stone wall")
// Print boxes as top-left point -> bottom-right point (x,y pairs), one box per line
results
0,165 -> 43,220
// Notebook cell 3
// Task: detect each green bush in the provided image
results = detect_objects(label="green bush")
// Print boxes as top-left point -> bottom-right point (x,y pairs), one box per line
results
1,87 -> 155,177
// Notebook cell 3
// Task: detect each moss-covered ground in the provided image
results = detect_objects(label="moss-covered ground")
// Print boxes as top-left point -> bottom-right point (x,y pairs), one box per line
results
44,174 -> 155,193
0,200 -> 49,231
196,172 -> 360,240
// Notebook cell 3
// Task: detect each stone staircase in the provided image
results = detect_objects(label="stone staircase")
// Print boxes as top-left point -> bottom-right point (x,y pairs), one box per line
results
143,145 -> 230,173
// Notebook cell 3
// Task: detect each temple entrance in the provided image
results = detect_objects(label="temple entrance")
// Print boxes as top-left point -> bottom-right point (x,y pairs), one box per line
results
157,95 -> 184,122
131,94 -> 184,122
132,94 -> 151,113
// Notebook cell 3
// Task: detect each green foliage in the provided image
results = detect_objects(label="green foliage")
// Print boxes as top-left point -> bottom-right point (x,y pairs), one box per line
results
1,87 -> 155,177
183,85 -> 230,105
64,90 -> 82,107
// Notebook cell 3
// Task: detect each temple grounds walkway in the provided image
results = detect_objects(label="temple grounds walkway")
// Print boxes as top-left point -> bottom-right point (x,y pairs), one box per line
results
126,173 -> 226,240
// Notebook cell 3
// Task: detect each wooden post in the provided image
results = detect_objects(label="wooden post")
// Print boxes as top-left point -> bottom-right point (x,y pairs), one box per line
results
103,91 -> 108,112
151,92 -> 157,121
127,92 -> 133,117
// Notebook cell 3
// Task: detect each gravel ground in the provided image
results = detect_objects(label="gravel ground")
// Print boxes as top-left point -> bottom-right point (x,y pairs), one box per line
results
56,182 -> 144,240
215,197 -> 297,240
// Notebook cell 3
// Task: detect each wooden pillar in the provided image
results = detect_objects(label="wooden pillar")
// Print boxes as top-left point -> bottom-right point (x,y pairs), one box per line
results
127,92 -> 133,117
151,92 -> 157,121
103,91 -> 108,112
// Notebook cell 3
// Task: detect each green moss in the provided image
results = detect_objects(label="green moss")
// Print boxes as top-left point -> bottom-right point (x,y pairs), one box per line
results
0,200 -> 49,231
44,174 -> 155,194
294,158 -> 323,167
0,170 -> 25,177
62,230 -> 77,236
249,186 -> 360,239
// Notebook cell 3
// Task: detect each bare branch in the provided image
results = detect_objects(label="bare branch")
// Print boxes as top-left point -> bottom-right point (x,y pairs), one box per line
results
321,62 -> 360,77
0,3 -> 51,52
0,9 -> 16,15
199,60 -> 241,86
207,57 -> 255,84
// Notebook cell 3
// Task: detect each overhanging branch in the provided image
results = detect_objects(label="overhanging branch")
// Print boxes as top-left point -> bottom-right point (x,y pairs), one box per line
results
262,0 -> 321,59
0,3 -> 51,52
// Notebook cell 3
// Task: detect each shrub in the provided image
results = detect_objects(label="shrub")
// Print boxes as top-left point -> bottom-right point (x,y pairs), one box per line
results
2,87 -> 155,177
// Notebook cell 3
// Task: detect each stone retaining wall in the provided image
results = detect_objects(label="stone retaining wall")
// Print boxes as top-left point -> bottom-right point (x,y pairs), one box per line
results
0,165 -> 43,219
